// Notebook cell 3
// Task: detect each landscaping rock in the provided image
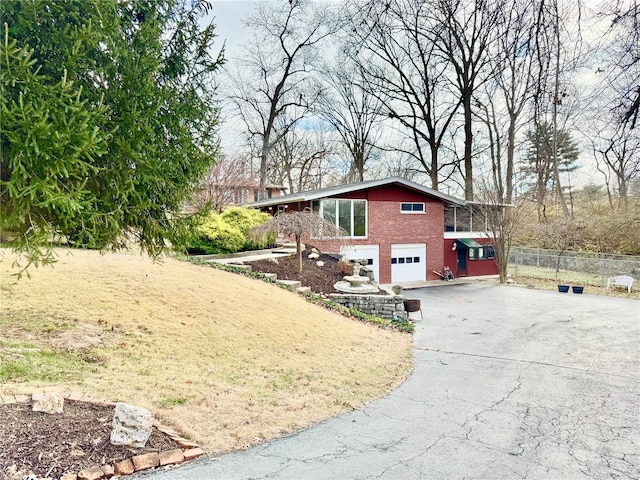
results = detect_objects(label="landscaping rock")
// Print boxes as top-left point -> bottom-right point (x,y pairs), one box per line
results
110,403 -> 153,447
158,449 -> 185,466
113,459 -> 134,475
32,392 -> 64,414
77,465 -> 104,480
131,452 -> 159,471
100,464 -> 114,477
183,447 -> 205,460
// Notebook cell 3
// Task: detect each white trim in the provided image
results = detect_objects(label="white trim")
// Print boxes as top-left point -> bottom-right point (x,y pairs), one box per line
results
249,177 -> 464,208
444,232 -> 494,239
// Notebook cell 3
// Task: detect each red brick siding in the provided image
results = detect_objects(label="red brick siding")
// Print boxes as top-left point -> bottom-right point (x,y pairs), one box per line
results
295,189 -> 445,283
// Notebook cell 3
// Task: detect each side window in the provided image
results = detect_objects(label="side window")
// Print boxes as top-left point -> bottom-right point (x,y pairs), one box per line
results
400,202 -> 425,213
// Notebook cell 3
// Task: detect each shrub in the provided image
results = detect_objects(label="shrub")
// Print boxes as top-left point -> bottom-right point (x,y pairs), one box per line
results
337,260 -> 354,276
187,213 -> 245,254
222,207 -> 276,250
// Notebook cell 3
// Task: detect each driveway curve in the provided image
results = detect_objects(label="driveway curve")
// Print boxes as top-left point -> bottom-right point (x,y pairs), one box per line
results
138,284 -> 639,480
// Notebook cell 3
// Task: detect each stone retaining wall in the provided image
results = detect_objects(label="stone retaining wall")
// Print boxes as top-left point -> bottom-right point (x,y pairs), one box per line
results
328,293 -> 406,320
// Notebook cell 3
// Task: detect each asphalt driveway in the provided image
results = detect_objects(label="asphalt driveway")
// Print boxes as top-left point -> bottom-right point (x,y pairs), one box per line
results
139,284 -> 639,480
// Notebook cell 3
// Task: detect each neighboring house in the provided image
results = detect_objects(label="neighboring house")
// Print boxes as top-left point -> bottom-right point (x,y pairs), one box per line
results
249,177 -> 499,284
186,179 -> 287,213
241,181 -> 288,204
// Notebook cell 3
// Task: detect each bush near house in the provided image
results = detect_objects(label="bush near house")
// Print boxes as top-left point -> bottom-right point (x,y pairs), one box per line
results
186,207 -> 274,255
222,207 -> 276,250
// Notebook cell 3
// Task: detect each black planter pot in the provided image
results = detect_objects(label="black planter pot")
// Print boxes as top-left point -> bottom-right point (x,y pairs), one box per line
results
572,286 -> 584,294
558,285 -> 570,293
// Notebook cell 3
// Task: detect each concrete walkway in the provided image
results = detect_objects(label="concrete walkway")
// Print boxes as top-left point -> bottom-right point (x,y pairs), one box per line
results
137,284 -> 639,480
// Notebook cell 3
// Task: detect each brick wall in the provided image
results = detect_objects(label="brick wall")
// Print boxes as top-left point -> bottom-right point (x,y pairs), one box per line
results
298,185 -> 446,283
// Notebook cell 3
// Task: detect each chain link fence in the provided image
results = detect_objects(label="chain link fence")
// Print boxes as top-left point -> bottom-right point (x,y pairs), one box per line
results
509,247 -> 640,283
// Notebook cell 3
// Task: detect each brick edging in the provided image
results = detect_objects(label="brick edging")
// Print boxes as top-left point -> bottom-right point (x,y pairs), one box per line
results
1,392 -> 204,480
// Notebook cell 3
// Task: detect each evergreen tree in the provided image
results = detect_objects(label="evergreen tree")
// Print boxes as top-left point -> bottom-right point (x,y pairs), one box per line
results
1,0 -> 223,268
521,122 -> 579,215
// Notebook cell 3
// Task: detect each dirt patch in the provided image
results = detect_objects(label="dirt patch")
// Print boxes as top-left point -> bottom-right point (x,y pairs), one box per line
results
52,323 -> 114,351
0,401 -> 180,479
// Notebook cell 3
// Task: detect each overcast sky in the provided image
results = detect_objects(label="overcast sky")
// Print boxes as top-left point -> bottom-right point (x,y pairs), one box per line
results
205,0 -> 611,190
208,1 -> 257,56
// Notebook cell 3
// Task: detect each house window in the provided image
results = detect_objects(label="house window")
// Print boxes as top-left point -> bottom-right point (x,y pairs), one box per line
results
468,245 -> 495,260
400,202 -> 425,213
311,199 -> 367,238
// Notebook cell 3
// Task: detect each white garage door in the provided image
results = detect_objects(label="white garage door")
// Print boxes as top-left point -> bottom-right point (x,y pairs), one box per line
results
340,245 -> 380,281
391,243 -> 426,283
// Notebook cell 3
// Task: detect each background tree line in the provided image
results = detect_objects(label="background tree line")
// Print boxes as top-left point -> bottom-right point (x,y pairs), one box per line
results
2,0 -> 638,262
221,0 -> 638,203
217,0 -> 638,254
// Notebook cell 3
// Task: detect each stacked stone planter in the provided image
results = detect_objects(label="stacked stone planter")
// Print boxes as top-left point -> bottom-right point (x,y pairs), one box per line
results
328,293 -> 406,320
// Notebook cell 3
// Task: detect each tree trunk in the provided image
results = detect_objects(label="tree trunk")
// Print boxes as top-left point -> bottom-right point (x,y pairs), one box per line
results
260,135 -> 270,196
506,117 -> 516,203
430,143 -> 439,190
296,234 -> 303,275
463,94 -> 474,200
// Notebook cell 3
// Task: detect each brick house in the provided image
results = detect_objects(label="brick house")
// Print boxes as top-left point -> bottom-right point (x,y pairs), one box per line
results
250,177 -> 499,284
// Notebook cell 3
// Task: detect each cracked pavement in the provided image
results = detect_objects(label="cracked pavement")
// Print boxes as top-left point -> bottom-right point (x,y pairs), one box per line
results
138,285 -> 639,479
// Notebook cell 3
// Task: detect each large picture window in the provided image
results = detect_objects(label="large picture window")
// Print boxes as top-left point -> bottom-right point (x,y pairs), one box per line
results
311,199 -> 367,238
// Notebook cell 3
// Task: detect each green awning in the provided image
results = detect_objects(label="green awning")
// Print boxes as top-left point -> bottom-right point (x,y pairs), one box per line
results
456,238 -> 483,248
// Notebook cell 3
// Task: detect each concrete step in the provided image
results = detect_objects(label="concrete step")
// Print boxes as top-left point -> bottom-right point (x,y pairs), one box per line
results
262,273 -> 277,280
277,279 -> 302,289
296,286 -> 311,294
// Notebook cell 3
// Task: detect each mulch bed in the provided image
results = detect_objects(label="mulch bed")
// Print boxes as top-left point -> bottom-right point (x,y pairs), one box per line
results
243,247 -> 347,295
0,401 -> 180,479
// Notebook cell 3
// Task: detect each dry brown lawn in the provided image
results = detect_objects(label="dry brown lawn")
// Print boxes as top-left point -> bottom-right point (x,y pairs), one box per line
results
0,248 -> 413,453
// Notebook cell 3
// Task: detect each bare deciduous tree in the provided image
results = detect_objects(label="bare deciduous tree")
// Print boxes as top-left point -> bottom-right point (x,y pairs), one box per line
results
598,0 -> 640,130
585,1 -> 640,205
429,0 -> 505,200
592,123 -> 640,205
192,157 -> 253,213
227,1 -> 337,196
268,125 -> 336,194
474,0 -> 540,203
345,0 -> 460,190
473,188 -> 535,283
529,0 -> 585,219
250,210 -> 347,274
315,58 -> 383,182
